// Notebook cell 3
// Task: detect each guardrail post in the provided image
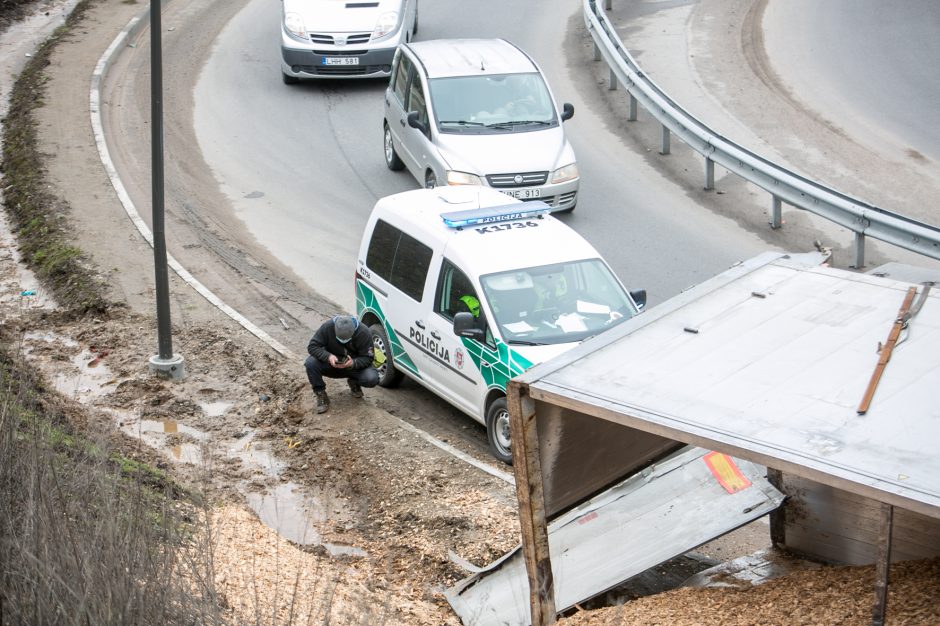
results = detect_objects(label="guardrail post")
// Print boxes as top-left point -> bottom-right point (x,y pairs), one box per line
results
609,67 -> 618,90
593,42 -> 601,62
661,125 -> 671,155
770,196 -> 782,229
853,231 -> 866,268
704,157 -> 715,190
628,94 -> 637,121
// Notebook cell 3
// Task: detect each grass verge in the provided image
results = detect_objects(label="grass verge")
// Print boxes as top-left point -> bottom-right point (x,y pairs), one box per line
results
0,344 -> 225,625
1,0 -> 111,317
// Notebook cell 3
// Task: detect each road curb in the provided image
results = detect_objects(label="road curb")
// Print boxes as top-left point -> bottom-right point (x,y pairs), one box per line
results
90,5 -> 296,361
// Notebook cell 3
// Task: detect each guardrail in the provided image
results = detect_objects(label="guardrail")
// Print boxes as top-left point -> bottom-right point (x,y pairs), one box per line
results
583,0 -> 940,268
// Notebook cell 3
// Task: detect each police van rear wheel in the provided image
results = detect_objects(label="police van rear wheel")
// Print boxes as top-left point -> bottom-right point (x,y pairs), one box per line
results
486,398 -> 513,465
370,323 -> 403,388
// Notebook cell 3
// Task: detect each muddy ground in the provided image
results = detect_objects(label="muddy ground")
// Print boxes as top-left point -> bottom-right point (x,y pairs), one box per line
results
1,0 -> 939,624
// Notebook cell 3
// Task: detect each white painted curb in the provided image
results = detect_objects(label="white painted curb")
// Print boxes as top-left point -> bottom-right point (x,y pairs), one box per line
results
90,6 -> 515,481
90,9 -> 296,361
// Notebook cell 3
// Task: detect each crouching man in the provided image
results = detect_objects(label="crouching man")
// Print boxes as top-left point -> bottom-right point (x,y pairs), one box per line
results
304,315 -> 378,414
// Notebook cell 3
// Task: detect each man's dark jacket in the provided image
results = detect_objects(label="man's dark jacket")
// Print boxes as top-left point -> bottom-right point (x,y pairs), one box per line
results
307,318 -> 374,370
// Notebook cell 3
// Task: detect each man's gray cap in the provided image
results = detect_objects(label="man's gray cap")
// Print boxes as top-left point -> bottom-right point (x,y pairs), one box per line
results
334,315 -> 357,342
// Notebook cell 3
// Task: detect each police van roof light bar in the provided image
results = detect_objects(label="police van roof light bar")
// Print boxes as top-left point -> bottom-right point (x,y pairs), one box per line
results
440,202 -> 551,229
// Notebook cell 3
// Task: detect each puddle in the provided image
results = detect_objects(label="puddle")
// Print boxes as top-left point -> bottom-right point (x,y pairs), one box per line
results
53,350 -> 118,401
244,482 -> 367,557
17,328 -> 367,557
23,330 -> 78,348
230,430 -> 288,477
199,400 -> 232,417
119,418 -> 209,466
233,429 -> 368,557
23,332 -> 118,402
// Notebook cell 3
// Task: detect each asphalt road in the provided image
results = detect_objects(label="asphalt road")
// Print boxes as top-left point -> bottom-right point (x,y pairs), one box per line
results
99,0 -> 940,463
764,0 -> 940,165
193,0 -> 772,312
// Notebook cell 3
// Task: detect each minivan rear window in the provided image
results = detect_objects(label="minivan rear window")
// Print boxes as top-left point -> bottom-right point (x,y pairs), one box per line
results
366,219 -> 432,302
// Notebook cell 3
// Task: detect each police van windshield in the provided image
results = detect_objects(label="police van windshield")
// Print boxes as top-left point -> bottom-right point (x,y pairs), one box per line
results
430,73 -> 558,134
480,259 -> 635,345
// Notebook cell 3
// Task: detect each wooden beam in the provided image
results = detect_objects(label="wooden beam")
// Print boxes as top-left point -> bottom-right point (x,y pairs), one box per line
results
767,468 -> 786,547
871,502 -> 894,626
508,380 -> 556,625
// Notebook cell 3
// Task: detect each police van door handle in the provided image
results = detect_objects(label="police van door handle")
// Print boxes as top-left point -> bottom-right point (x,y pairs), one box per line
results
430,331 -> 441,340
415,320 -> 426,329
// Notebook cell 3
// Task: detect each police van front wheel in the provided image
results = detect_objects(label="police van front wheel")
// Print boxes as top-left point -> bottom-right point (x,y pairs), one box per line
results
370,323 -> 403,388
486,398 -> 513,465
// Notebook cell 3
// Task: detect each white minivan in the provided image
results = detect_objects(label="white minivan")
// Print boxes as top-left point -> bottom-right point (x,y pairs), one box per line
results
355,187 -> 645,463
383,39 -> 580,212
280,0 -> 418,82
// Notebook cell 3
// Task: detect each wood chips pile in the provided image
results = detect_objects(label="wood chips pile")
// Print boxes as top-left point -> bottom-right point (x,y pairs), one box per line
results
558,556 -> 940,626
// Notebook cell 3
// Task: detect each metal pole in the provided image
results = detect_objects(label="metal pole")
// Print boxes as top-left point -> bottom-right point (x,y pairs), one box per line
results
771,195 -> 783,229
704,157 -> 715,190
853,231 -> 867,269
148,0 -> 184,379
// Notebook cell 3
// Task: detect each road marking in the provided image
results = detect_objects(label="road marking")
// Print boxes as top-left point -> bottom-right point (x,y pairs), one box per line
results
90,10 -> 513,487
394,418 -> 515,485
90,10 -> 295,361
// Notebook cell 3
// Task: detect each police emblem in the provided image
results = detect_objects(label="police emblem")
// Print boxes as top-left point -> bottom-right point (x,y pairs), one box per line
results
455,347 -> 465,370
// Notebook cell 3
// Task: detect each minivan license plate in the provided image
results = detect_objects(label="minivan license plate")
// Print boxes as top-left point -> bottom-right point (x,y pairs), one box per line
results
501,188 -> 541,199
322,57 -> 359,66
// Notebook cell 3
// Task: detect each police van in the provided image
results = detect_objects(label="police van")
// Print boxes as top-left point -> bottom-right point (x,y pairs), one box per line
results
355,187 -> 645,463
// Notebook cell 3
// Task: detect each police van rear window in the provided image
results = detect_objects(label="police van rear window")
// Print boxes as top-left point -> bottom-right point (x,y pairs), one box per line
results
366,220 -> 432,302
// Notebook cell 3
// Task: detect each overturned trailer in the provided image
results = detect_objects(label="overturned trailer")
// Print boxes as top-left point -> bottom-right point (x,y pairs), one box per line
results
448,252 -> 940,625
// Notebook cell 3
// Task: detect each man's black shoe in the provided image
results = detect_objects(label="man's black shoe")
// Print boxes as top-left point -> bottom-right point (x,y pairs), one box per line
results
348,379 -> 363,398
315,390 -> 330,414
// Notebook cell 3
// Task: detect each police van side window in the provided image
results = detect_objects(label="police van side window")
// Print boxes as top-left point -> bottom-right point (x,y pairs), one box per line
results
366,220 -> 398,281
435,260 -> 475,320
391,232 -> 431,301
366,220 -> 432,302
435,260 -> 494,347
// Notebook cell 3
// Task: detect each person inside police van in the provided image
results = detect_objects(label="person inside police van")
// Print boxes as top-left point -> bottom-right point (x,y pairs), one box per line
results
304,315 -> 379,414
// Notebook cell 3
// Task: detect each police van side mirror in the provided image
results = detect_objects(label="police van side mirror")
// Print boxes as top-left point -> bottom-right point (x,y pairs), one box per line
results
630,289 -> 647,312
407,111 -> 428,134
561,102 -> 574,121
454,312 -> 484,340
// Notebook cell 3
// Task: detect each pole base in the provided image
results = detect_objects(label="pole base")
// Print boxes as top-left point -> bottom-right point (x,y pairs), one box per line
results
149,353 -> 185,380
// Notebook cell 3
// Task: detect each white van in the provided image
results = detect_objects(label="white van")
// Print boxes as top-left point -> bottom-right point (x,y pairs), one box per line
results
383,39 -> 580,212
280,0 -> 418,82
355,187 -> 645,463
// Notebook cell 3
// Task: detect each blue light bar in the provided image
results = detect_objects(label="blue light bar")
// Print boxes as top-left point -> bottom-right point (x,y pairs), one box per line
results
440,201 -> 551,229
